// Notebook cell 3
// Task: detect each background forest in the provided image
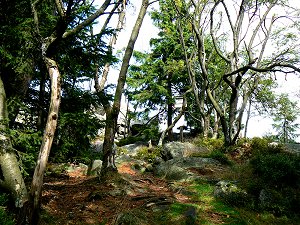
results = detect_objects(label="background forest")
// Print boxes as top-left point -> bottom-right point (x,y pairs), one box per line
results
0,0 -> 300,224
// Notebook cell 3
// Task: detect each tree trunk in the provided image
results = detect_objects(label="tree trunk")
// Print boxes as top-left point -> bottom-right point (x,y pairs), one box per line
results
27,57 -> 61,225
100,0 -> 149,178
167,74 -> 173,141
0,76 -> 28,208
97,4 -> 126,91
25,0 -> 114,223
37,71 -> 46,131
203,115 -> 210,138
212,109 -> 219,139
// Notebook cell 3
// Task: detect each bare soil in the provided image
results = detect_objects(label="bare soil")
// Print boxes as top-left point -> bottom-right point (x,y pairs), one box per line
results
40,162 -> 195,225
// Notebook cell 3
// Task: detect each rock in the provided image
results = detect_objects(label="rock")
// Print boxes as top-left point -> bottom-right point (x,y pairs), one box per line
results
284,143 -> 300,156
108,188 -> 125,197
65,163 -> 88,176
121,142 -> 148,157
169,157 -> 220,168
214,181 -> 248,206
145,163 -> 153,172
184,206 -> 198,225
46,163 -> 69,178
91,140 -> 104,153
154,163 -> 192,181
78,163 -> 88,175
91,140 -> 118,154
161,142 -> 209,160
154,156 -> 220,181
90,160 -> 102,175
115,154 -> 132,165
259,189 -> 282,210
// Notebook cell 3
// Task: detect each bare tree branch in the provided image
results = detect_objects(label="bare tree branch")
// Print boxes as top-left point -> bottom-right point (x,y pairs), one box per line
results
55,0 -> 65,18
62,0 -> 112,39
210,0 -> 230,63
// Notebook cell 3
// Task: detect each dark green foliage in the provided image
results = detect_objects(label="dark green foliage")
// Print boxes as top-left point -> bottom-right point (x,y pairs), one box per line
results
271,94 -> 300,143
0,208 -> 14,225
52,112 -> 103,162
140,119 -> 161,145
136,146 -> 161,163
208,150 -> 232,165
118,118 -> 161,146
250,137 -> 283,155
0,193 -> 14,225
193,137 -> 224,151
251,153 -> 300,187
0,193 -> 9,206
230,138 -> 300,217
10,129 -> 42,177
117,136 -> 144,146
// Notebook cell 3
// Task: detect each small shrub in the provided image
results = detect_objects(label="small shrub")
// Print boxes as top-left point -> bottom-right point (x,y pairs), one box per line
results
251,137 -> 284,156
117,147 -> 128,155
251,137 -> 269,150
135,146 -> 161,163
116,136 -> 143,146
0,193 -> 14,225
208,150 -> 232,165
115,209 -> 146,225
193,137 -> 224,151
251,153 -> 300,187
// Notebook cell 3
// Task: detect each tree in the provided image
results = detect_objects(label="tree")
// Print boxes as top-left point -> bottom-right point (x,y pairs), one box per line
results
0,76 -> 28,209
0,0 -> 36,210
27,0 -> 123,223
171,0 -> 300,145
272,94 -> 299,143
0,0 -> 123,223
127,2 -> 207,144
100,0 -> 150,178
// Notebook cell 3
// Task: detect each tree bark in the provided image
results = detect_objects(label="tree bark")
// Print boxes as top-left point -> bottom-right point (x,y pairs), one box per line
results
101,0 -> 149,177
0,76 -> 28,208
37,71 -> 46,131
167,73 -> 173,141
26,0 -> 114,222
212,109 -> 220,139
27,57 -> 61,224
96,3 -> 126,91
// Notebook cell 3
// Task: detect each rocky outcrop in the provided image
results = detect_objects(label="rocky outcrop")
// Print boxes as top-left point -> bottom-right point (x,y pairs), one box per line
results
161,141 -> 210,160
154,154 -> 220,181
214,181 -> 248,206
119,142 -> 148,157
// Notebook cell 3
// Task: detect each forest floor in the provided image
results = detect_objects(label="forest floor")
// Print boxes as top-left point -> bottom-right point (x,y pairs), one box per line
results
40,161 -> 230,225
40,161 -> 296,225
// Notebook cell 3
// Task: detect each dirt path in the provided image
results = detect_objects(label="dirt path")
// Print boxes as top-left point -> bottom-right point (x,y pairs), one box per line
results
41,163 -> 191,225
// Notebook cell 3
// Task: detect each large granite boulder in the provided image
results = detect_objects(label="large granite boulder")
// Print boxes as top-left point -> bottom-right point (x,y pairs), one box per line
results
161,142 -> 210,160
90,160 -> 102,175
154,157 -> 220,181
91,140 -> 117,154
154,163 -> 192,180
120,142 -> 148,157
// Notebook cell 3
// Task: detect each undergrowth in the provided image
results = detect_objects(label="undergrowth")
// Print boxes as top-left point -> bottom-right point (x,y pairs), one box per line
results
0,193 -> 14,225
